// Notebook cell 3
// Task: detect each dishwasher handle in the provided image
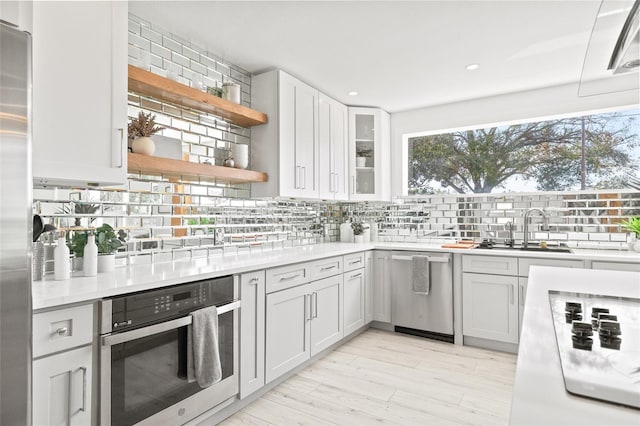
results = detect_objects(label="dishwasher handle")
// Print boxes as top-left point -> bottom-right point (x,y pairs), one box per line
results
391,255 -> 450,263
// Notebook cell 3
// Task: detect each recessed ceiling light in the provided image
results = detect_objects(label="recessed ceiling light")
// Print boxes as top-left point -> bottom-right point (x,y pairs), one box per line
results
348,91 -> 358,96
465,63 -> 480,71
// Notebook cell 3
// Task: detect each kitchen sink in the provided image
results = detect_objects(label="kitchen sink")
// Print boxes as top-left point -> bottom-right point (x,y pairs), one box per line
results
518,246 -> 572,253
475,243 -> 572,253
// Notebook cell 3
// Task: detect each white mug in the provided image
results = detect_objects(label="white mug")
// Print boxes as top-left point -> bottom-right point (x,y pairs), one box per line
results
231,144 -> 249,169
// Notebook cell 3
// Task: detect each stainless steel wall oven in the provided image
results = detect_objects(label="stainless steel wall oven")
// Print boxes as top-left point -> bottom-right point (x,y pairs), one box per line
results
99,276 -> 240,425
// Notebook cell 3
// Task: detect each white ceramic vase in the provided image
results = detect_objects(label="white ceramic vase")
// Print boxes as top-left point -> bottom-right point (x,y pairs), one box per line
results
628,233 -> 637,251
232,144 -> 249,169
354,235 -> 365,244
132,136 -> 155,156
356,157 -> 367,167
97,254 -> 115,273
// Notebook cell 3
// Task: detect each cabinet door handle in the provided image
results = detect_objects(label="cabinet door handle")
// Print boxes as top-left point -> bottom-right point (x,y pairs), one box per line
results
113,128 -> 124,168
279,273 -> 300,282
320,265 -> 336,272
249,277 -> 259,286
519,285 -> 524,306
510,285 -> 515,305
349,259 -> 362,265
301,166 -> 306,189
304,294 -> 311,321
79,366 -> 87,413
350,273 -> 363,279
295,166 -> 300,189
312,292 -> 318,319
56,327 -> 69,336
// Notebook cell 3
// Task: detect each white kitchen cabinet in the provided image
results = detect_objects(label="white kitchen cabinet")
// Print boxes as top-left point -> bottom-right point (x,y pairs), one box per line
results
265,283 -> 310,384
462,272 -> 519,344
343,268 -> 365,336
33,345 -> 93,426
518,258 -> 584,277
239,271 -> 265,399
318,93 -> 349,200
251,70 -> 319,198
364,251 -> 373,324
32,1 -> 128,187
372,251 -> 392,322
309,275 -> 344,356
518,277 -> 528,334
348,107 -> 391,201
265,272 -> 344,383
0,0 -> 32,33
591,261 -> 640,272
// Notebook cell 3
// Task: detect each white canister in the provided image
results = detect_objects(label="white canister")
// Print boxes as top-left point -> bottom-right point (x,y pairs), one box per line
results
83,233 -> 98,277
369,221 -> 378,242
54,232 -> 70,280
231,144 -> 249,169
340,222 -> 353,243
222,82 -> 241,104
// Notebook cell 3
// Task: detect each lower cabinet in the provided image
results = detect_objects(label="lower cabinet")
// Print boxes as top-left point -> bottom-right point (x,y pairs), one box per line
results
364,251 -> 373,324
462,272 -> 519,344
265,275 -> 343,384
239,271 -> 266,399
343,267 -> 365,336
33,345 -> 93,426
518,277 -> 528,334
372,251 -> 392,322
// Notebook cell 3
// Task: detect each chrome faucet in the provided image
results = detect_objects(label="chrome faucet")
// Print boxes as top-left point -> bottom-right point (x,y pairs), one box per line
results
523,208 -> 549,248
505,221 -> 515,247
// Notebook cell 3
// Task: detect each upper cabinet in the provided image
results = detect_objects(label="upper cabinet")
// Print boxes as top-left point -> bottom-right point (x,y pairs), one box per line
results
318,93 -> 349,201
251,70 -> 319,199
348,107 -> 391,201
32,1 -> 128,187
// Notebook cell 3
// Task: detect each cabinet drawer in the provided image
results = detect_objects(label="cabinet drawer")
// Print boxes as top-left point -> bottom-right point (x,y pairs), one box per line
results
33,303 -> 94,358
309,256 -> 343,281
266,263 -> 310,293
462,255 -> 518,276
592,261 -> 640,272
343,252 -> 366,272
518,258 -> 584,277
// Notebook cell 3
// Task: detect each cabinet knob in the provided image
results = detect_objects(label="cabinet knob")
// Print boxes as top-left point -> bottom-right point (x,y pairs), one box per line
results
56,327 -> 69,336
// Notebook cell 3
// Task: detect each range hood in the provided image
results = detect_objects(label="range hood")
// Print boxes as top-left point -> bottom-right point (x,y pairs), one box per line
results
579,0 -> 640,96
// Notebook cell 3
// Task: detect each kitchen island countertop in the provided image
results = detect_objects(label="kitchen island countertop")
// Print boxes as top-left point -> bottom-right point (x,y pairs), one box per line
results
509,266 -> 640,425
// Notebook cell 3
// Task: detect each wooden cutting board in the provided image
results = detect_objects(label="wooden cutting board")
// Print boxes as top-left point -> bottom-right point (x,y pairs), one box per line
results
441,242 -> 478,249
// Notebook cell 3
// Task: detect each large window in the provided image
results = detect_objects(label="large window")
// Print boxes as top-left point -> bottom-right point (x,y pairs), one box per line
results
406,109 -> 640,195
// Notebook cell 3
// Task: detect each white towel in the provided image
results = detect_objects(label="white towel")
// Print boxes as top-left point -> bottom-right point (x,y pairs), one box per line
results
412,255 -> 430,294
187,305 -> 222,388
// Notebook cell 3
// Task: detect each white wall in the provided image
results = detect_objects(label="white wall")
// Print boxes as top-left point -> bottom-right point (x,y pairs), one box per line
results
390,82 -> 640,197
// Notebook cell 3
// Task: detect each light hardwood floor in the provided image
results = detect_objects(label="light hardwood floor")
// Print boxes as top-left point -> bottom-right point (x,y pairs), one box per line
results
220,329 -> 517,425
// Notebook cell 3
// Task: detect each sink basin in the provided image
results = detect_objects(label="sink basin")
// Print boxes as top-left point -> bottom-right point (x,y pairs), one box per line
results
475,244 -> 572,253
519,246 -> 572,253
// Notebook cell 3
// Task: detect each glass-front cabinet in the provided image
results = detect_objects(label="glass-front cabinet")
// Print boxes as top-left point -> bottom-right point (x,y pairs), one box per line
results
348,107 -> 391,201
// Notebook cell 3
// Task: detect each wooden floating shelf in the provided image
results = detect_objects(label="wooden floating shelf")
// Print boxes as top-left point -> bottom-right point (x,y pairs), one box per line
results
128,153 -> 268,184
128,65 -> 268,128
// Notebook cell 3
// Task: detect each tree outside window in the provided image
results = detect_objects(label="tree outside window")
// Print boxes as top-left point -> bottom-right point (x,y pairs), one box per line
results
407,109 -> 640,195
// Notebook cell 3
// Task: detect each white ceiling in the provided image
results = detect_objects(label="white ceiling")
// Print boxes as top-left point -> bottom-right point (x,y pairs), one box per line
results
129,1 -> 630,113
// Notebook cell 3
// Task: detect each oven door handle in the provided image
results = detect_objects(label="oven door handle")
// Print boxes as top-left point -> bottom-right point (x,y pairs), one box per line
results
101,300 -> 241,346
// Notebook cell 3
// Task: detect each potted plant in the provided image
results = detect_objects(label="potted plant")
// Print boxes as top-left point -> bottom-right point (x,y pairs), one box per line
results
128,111 -> 164,156
621,216 -> 640,252
68,230 -> 88,271
356,147 -> 372,168
95,224 -> 122,272
351,221 -> 365,244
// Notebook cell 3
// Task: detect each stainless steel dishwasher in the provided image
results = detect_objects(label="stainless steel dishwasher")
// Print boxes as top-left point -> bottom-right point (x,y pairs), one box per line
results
391,251 -> 454,342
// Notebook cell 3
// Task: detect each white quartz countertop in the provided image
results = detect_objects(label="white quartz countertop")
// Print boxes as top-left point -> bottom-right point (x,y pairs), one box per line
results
509,266 -> 640,425
33,241 -> 639,311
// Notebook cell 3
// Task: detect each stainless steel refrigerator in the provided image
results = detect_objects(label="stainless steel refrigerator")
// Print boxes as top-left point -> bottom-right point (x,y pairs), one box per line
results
0,20 -> 32,426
